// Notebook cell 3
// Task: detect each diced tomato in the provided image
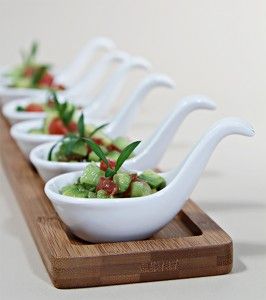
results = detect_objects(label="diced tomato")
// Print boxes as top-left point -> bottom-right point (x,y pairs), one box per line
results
107,144 -> 121,152
25,103 -> 44,112
48,117 -> 68,135
24,67 -> 34,77
46,99 -> 55,108
52,83 -> 65,90
96,177 -> 118,195
39,72 -> 54,86
131,173 -> 138,182
67,121 -> 77,133
100,159 -> 116,171
92,137 -> 103,145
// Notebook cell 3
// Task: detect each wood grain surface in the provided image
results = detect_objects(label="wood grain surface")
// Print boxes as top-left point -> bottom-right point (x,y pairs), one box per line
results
0,113 -> 233,289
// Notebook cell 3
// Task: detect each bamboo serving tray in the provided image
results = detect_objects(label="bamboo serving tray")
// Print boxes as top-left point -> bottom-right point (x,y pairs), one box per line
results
0,113 -> 233,289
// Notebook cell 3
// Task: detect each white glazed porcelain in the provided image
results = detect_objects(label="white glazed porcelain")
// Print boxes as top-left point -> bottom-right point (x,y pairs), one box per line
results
10,118 -> 103,158
2,52 -> 150,124
44,117 -> 255,242
30,142 -> 88,182
12,73 -> 174,157
2,95 -> 47,124
83,56 -> 151,118
54,36 -> 116,86
0,37 -> 116,105
10,120 -> 61,157
30,95 -> 215,182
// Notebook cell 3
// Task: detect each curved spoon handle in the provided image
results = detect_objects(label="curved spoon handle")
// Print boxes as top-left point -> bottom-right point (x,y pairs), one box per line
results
83,56 -> 151,118
163,117 -> 255,208
123,95 -> 216,172
55,37 -> 116,86
106,73 -> 175,138
66,51 -> 128,100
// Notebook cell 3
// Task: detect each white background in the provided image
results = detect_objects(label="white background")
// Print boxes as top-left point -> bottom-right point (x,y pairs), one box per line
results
0,1 -> 265,299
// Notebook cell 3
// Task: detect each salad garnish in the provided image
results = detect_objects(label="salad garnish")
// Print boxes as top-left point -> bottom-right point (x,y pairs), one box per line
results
6,41 -> 65,90
60,137 -> 166,198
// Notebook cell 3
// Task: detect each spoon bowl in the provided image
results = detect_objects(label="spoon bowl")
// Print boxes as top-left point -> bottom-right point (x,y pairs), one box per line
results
0,37 -> 116,106
44,117 -> 254,243
30,94 -> 215,181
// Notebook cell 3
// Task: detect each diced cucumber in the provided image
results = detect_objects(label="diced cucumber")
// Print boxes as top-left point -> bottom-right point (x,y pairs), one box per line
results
80,163 -> 104,186
84,124 -> 95,136
113,173 -> 131,193
138,170 -> 166,190
88,151 -> 100,162
87,191 -> 97,198
14,78 -> 32,88
112,137 -> 131,151
72,140 -> 87,156
106,151 -> 120,161
93,131 -> 112,147
61,184 -> 88,198
130,181 -> 152,197
96,190 -> 110,198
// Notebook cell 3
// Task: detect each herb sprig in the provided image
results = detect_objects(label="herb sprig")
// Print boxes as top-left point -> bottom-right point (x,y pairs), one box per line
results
81,138 -> 140,177
48,113 -> 109,161
21,41 -> 38,66
47,113 -> 140,175
51,91 -> 75,126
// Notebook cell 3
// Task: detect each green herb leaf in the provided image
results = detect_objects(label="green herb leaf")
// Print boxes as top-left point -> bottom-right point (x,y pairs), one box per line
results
105,168 -> 115,178
78,114 -> 85,137
62,105 -> 75,125
24,41 -> 39,66
114,141 -> 141,173
48,139 -> 62,161
50,90 -> 60,110
65,136 -> 80,155
31,66 -> 47,85
82,137 -> 109,166
89,123 -> 109,138
30,41 -> 38,60
16,106 -> 25,112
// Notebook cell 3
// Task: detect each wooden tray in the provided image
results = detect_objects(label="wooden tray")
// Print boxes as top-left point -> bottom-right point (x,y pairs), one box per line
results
0,113 -> 233,288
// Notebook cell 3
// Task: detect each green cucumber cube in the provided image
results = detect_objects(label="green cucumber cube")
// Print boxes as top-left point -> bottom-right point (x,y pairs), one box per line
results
113,173 -> 131,193
130,181 -> 152,197
138,170 -> 166,190
80,163 -> 104,186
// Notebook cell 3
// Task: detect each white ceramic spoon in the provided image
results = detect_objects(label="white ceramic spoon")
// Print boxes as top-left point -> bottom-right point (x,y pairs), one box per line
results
54,36 -> 116,86
44,117 -> 254,243
0,37 -> 115,105
64,50 -> 128,100
123,95 -> 216,171
2,52 -> 150,124
30,74 -> 175,180
11,73 -> 172,157
83,56 -> 151,118
1,51 -> 129,124
30,93 -> 215,182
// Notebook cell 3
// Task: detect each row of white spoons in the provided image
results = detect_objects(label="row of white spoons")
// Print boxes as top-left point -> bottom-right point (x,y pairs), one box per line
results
1,37 -> 255,243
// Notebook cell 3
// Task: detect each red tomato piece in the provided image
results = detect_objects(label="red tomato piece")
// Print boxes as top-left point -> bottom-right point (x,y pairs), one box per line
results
67,121 -> 78,133
46,99 -> 55,108
131,173 -> 138,181
24,67 -> 34,77
96,177 -> 118,195
39,72 -> 54,86
25,103 -> 44,112
107,144 -> 121,152
92,137 -> 103,145
52,83 -> 65,90
48,118 -> 68,135
100,159 -> 116,171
